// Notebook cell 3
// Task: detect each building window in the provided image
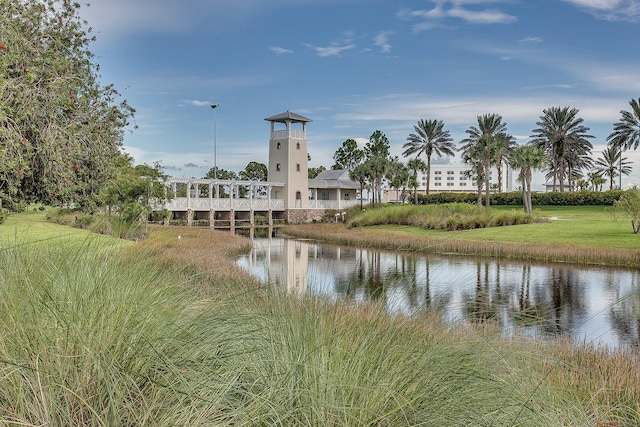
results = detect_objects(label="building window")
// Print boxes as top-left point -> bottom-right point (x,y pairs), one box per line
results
296,142 -> 300,150
435,177 -> 441,181
296,163 -> 300,172
447,182 -> 454,186
447,171 -> 454,175
460,182 -> 467,186
276,163 -> 281,172
434,182 -> 442,186
447,177 -> 454,181
276,142 -> 281,150
345,193 -> 350,200
434,171 -> 442,175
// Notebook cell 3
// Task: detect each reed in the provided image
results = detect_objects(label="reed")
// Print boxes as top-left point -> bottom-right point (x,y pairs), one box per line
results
2,212 -> 638,425
347,203 -> 544,230
283,223 -> 640,268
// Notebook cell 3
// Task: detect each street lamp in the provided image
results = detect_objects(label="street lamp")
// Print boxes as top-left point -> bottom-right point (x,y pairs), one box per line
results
211,104 -> 219,179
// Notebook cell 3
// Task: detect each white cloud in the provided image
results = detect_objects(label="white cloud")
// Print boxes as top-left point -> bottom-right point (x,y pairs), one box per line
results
562,0 -> 640,21
519,36 -> 543,43
399,0 -> 517,31
270,46 -> 294,55
373,32 -> 392,53
306,42 -> 356,57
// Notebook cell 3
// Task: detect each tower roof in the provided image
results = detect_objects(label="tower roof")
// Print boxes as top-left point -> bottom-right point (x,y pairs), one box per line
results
264,110 -> 312,123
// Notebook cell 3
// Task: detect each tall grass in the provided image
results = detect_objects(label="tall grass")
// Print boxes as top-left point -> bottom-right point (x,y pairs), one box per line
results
284,223 -> 640,268
347,203 -> 544,230
1,216 -> 638,425
0,237 -> 256,426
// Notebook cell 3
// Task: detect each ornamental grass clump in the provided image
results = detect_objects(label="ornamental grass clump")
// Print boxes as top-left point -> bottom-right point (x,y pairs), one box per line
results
347,203 -> 542,230
0,237 -> 256,426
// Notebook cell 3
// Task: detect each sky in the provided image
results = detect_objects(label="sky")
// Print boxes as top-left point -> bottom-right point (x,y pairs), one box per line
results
80,0 -> 640,191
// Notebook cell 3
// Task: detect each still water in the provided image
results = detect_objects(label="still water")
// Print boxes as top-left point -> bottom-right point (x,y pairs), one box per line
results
237,236 -> 640,351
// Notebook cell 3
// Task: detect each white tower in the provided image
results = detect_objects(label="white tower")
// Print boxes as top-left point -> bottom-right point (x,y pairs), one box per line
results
265,110 -> 312,209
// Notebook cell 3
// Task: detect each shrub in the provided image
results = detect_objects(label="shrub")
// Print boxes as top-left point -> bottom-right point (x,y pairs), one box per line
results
0,208 -> 8,224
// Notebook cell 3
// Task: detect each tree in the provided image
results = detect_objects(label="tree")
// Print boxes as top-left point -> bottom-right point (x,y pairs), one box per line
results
387,158 -> 410,203
239,161 -> 267,181
587,172 -> 606,191
509,145 -> 547,214
100,158 -> 168,223
406,157 -> 427,205
0,0 -> 135,210
530,107 -> 593,192
308,165 -> 326,179
607,97 -> 640,151
594,146 -> 632,190
460,114 -> 515,193
612,189 -> 640,234
364,130 -> 392,208
332,138 -> 364,171
462,135 -> 503,209
402,119 -> 455,195
350,163 -> 370,210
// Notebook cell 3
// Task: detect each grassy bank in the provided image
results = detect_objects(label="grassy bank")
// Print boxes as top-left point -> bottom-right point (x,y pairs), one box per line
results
284,205 -> 640,267
1,211 -> 638,425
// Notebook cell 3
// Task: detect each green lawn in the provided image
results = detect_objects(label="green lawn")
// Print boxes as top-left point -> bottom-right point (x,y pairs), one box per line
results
370,205 -> 640,250
0,209 -> 130,250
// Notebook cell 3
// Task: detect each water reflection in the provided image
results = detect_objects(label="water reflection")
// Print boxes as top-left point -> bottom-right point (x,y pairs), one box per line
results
237,237 -> 640,350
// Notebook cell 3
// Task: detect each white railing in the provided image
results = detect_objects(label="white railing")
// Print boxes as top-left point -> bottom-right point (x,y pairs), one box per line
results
307,200 -> 360,210
271,129 -> 305,140
165,197 -> 285,211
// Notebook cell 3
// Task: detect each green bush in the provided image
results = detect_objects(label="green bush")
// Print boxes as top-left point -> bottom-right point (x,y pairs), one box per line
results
417,190 -> 624,207
0,208 -> 8,224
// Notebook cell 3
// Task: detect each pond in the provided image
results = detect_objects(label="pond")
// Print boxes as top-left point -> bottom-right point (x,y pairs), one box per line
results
237,235 -> 640,351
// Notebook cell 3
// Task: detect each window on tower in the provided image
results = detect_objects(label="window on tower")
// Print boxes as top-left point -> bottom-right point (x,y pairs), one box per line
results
276,163 -> 281,172
296,163 -> 300,172
296,142 -> 300,149
276,142 -> 281,150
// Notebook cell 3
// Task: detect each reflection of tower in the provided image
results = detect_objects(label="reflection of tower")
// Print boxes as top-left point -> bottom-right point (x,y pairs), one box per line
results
265,110 -> 312,209
267,238 -> 309,295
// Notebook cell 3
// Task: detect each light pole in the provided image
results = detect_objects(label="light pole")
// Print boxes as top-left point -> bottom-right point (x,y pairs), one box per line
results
211,104 -> 219,179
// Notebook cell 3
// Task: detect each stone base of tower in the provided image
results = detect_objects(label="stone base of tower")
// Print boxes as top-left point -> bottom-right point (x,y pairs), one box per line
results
285,209 -> 326,224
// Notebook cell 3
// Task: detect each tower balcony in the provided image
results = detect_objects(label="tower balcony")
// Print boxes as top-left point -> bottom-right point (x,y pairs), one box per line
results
270,129 -> 306,140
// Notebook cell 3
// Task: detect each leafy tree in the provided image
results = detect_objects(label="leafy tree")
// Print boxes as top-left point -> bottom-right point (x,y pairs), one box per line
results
612,189 -> 640,234
204,167 -> 237,180
530,107 -> 593,192
332,138 -> 364,171
406,157 -> 427,205
364,130 -> 392,208
594,146 -> 632,190
402,119 -> 455,195
308,165 -> 326,179
239,161 -> 267,181
460,114 -> 514,193
350,163 -> 370,210
0,0 -> 135,210
100,158 -> 168,223
607,97 -> 640,151
509,145 -> 547,214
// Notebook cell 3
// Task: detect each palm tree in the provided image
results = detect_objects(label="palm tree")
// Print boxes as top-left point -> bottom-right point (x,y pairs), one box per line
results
509,145 -> 547,214
594,146 -> 632,190
587,171 -> 605,191
460,113 -> 515,192
607,97 -> 640,151
530,106 -> 593,192
402,119 -> 455,195
461,135 -> 502,209
406,157 -> 427,205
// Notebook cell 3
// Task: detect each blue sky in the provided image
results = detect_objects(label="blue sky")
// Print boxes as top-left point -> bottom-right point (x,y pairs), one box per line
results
81,0 -> 640,190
